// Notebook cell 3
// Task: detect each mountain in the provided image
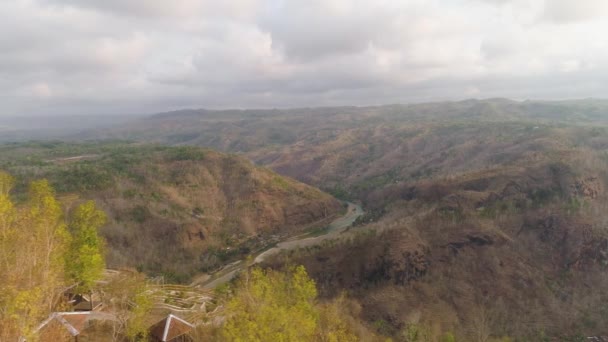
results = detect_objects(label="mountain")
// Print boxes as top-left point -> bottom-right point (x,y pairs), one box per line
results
266,154 -> 608,339
0,142 -> 343,282
82,98 -> 608,339
85,98 -> 608,197
0,114 -> 145,142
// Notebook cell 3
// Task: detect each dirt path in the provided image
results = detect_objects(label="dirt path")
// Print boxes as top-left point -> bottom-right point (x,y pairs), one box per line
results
200,202 -> 364,289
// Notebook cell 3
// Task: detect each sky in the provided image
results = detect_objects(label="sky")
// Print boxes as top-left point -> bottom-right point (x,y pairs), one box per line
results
1,0 -> 608,116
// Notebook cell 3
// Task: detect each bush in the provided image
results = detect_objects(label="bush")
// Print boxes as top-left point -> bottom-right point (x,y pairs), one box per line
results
166,146 -> 206,161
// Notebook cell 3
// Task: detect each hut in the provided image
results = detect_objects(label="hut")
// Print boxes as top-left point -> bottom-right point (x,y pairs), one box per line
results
20,312 -> 92,342
148,314 -> 194,342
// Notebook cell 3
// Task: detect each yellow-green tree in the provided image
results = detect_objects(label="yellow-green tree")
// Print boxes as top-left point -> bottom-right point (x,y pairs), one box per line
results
316,294 -> 359,342
222,265 -> 318,341
65,200 -> 106,293
222,265 -> 358,342
103,271 -> 152,341
0,175 -> 71,341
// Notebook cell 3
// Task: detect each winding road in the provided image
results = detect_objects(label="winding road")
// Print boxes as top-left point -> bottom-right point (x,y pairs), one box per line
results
200,202 -> 364,289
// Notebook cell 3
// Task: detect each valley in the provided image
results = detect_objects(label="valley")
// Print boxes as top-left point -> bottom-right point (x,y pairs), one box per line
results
5,1 -> 608,340
0,142 -> 343,283
83,98 -> 608,340
200,201 -> 363,289
4,99 -> 608,340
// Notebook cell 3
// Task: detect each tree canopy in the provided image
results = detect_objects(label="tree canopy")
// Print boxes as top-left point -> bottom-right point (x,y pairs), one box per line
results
65,200 -> 106,293
222,265 -> 358,342
0,171 -> 107,341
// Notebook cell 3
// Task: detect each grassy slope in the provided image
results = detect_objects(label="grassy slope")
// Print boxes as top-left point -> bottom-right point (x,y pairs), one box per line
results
0,142 -> 342,282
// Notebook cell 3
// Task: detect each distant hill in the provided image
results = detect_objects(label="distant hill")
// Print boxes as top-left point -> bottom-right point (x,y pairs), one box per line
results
0,114 -> 146,142
85,98 -> 608,198
0,142 -> 342,282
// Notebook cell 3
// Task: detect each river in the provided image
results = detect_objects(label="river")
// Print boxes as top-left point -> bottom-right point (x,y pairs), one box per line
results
200,202 -> 364,289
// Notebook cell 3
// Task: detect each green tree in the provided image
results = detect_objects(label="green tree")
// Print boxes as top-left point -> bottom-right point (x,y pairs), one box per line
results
222,266 -> 318,341
65,200 -> 106,293
0,178 -> 71,341
400,323 -> 431,342
441,332 -> 456,342
103,271 -> 152,341
0,171 -> 13,195
222,265 -> 359,342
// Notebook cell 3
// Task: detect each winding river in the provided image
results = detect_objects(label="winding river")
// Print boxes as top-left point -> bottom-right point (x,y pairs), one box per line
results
200,202 -> 364,289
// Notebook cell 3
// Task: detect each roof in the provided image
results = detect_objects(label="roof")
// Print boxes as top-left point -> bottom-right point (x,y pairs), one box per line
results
69,293 -> 103,311
38,312 -> 90,336
19,311 -> 119,342
149,314 -> 194,342
18,312 -> 91,342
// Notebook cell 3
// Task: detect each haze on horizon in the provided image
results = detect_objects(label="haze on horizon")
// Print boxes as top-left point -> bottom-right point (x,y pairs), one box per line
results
2,0 -> 608,117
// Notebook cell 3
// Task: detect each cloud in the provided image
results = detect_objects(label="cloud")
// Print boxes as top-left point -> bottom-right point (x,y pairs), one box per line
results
1,0 -> 608,116
257,1 -> 396,61
542,0 -> 608,23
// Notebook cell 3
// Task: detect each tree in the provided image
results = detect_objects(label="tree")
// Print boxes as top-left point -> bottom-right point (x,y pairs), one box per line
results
316,294 -> 359,342
0,178 -> 71,341
0,171 -> 13,195
222,265 -> 359,342
65,200 -> 106,293
103,271 -> 152,341
222,266 -> 318,341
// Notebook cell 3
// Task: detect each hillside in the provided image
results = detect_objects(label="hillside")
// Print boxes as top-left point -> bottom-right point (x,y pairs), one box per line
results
85,99 -> 608,198
265,151 -> 608,340
82,98 -> 608,339
0,142 -> 343,282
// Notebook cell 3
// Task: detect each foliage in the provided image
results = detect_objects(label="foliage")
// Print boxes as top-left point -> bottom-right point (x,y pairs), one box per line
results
316,294 -> 359,342
0,142 -> 342,281
166,146 -> 206,161
52,163 -> 113,192
0,175 -> 71,340
222,265 -> 318,341
440,332 -> 456,342
102,271 -> 153,341
222,265 -> 359,342
399,323 -> 431,342
65,200 -> 106,292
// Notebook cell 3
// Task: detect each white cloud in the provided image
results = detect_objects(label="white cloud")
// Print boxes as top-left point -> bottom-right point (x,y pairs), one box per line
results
542,0 -> 608,23
30,82 -> 53,98
1,0 -> 608,116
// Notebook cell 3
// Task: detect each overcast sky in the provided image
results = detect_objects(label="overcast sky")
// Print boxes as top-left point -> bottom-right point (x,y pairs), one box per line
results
2,0 -> 608,116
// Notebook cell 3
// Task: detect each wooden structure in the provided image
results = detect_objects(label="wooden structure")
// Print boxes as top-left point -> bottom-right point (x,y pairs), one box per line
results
148,314 -> 194,342
19,311 -> 118,342
19,312 -> 91,342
